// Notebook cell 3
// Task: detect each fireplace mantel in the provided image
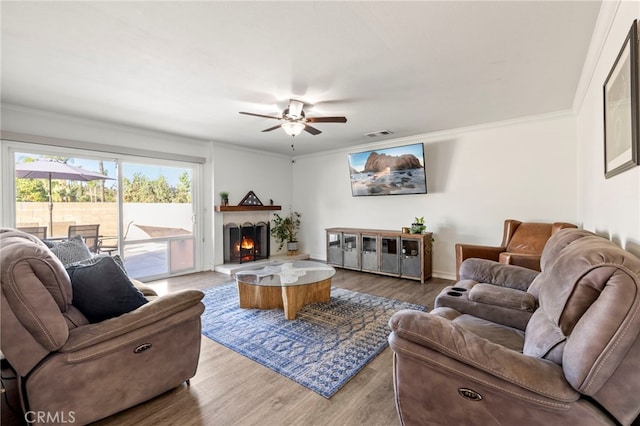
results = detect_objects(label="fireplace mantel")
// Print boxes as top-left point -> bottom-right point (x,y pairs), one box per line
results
215,205 -> 282,212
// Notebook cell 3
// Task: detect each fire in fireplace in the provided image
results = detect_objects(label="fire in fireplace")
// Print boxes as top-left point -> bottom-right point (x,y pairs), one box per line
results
224,221 -> 270,263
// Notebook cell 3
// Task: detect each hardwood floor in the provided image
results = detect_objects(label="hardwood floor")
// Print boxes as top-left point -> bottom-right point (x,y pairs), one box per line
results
1,268 -> 451,426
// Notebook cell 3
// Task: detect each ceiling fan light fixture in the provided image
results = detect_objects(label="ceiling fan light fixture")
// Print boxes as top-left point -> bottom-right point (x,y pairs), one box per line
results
240,99 -> 346,140
282,121 -> 305,137
287,99 -> 304,119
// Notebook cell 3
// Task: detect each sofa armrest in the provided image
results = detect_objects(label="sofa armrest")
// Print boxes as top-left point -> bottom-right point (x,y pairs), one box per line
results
389,309 -> 578,402
130,278 -> 158,297
469,284 -> 537,312
455,243 -> 504,263
434,285 -> 534,330
455,243 -> 506,279
61,289 -> 204,353
499,252 -> 542,271
459,258 -> 539,291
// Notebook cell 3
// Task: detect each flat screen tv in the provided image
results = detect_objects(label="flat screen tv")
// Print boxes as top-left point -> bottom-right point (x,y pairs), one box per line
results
348,143 -> 427,196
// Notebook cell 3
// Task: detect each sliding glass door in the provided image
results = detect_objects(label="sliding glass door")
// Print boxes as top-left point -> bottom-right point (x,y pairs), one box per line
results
120,161 -> 197,279
11,145 -> 200,281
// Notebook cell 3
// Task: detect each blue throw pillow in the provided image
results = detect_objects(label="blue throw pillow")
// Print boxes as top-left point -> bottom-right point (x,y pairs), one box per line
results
66,256 -> 148,322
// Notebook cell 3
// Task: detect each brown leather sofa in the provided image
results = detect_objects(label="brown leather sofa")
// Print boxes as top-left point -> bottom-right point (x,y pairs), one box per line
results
389,228 -> 640,425
455,219 -> 577,279
1,228 -> 205,425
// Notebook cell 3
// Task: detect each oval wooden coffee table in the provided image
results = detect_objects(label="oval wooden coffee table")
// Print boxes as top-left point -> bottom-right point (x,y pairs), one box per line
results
235,260 -> 336,320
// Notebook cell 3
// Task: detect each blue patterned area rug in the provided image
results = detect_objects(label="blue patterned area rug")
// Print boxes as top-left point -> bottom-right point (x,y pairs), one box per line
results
201,282 -> 425,398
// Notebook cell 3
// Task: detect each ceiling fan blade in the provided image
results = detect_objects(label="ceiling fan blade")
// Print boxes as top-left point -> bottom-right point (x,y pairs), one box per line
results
239,111 -> 282,120
304,125 -> 322,135
261,124 -> 282,132
305,116 -> 347,123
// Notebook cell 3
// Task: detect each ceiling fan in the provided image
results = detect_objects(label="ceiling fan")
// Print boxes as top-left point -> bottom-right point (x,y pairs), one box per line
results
239,99 -> 347,138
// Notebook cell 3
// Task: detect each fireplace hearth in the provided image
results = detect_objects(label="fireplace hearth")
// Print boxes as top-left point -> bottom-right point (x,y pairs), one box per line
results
224,221 -> 270,263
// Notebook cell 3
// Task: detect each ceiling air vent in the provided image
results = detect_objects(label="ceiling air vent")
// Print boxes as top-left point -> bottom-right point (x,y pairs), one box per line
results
364,130 -> 394,137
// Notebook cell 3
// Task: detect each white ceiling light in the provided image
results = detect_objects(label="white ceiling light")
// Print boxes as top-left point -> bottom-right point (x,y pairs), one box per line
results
281,121 -> 305,137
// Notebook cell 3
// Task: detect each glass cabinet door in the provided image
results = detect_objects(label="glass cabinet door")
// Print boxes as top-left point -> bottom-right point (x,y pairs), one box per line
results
381,237 -> 399,274
361,235 -> 378,272
400,238 -> 421,278
343,233 -> 359,269
327,232 -> 343,266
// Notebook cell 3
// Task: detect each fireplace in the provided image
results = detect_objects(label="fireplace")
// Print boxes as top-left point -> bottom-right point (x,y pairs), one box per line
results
224,221 -> 270,263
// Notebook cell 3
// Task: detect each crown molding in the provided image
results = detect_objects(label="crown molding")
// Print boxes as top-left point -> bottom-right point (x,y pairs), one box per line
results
572,0 -> 621,113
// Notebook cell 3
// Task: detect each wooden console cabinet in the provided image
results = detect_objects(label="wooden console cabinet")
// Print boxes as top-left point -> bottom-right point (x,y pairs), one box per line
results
326,227 -> 432,283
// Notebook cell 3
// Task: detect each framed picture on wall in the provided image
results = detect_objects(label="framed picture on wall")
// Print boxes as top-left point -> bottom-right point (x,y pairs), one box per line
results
348,143 -> 427,196
603,19 -> 639,179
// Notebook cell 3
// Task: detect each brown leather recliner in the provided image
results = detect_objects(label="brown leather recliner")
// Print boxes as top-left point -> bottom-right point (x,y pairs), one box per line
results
455,219 -> 577,279
1,228 -> 205,425
389,228 -> 640,426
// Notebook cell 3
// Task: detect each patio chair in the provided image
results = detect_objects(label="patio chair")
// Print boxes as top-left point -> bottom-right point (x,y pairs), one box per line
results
52,221 -> 76,238
17,226 -> 47,240
98,221 -> 134,255
68,224 -> 100,253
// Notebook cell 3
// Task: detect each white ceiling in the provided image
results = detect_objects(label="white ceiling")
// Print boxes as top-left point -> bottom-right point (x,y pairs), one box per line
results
1,1 -> 601,156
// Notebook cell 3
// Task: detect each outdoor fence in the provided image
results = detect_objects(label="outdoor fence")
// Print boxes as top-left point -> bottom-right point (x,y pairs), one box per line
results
16,202 -> 193,239
17,202 -> 118,238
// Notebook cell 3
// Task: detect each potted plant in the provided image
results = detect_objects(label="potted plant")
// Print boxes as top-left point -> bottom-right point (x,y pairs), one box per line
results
410,216 -> 426,234
271,211 -> 301,253
219,191 -> 229,206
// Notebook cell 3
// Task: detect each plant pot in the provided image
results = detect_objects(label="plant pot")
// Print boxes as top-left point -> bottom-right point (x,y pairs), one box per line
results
287,241 -> 299,254
410,223 -> 426,234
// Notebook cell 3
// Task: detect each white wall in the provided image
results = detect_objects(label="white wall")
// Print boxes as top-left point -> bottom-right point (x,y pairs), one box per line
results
575,1 -> 640,257
293,113 -> 578,279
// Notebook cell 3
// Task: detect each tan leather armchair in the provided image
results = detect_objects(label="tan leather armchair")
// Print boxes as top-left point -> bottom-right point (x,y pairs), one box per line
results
455,219 -> 576,279
389,229 -> 640,426
0,228 -> 205,425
